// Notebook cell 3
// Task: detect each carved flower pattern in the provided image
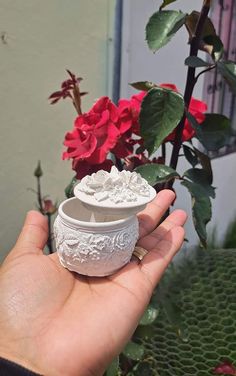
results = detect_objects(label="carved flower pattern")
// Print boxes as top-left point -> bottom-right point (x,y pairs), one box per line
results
54,215 -> 139,275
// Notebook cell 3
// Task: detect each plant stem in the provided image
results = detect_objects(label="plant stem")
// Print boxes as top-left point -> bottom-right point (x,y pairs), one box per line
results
46,214 -> 54,254
161,143 -> 166,164
36,176 -> 54,253
73,85 -> 82,115
168,0 -> 211,174
37,176 -> 43,213
195,64 -> 216,82
115,156 -> 123,171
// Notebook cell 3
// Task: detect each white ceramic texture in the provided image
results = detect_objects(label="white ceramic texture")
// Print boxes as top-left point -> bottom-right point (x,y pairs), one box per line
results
74,186 -> 156,216
74,167 -> 156,216
54,197 -> 139,277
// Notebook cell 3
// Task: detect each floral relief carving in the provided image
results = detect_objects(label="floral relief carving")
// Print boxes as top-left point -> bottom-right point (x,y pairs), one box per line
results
54,216 -> 139,276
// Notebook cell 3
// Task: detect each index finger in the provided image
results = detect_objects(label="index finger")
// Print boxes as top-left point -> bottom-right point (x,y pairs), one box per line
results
12,211 -> 48,256
138,189 -> 175,239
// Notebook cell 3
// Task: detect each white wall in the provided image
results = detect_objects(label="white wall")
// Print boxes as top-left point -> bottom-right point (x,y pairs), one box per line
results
0,0 -> 115,261
121,0 -> 236,245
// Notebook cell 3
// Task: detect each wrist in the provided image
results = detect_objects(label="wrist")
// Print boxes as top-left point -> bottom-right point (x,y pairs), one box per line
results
0,357 -> 42,375
0,348 -> 42,375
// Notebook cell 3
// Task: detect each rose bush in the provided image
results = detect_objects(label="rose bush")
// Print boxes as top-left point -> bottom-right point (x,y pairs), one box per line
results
49,0 -> 235,248
62,84 -> 207,179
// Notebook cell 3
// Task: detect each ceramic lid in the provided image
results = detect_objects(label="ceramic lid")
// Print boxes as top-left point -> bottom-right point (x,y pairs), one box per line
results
74,166 -> 156,216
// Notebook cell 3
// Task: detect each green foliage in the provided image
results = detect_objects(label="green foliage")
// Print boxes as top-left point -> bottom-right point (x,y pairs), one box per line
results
185,11 -> 216,41
123,342 -> 145,361
160,295 -> 184,337
183,145 -> 198,167
183,168 -> 215,197
135,164 -> 180,186
127,362 -> 160,376
193,147 -> 213,184
204,214 -> 236,250
187,112 -> 231,151
223,216 -> 236,249
34,161 -> 43,178
134,325 -> 156,342
139,87 -> 184,154
146,10 -> 186,52
184,56 -> 210,68
181,180 -> 212,247
139,305 -> 159,326
218,60 -> 236,95
129,81 -> 155,91
203,35 -> 224,62
106,357 -> 121,376
65,176 -> 77,198
159,0 -> 177,11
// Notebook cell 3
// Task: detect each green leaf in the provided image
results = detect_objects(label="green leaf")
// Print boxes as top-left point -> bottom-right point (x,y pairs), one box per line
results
185,11 -> 216,41
194,147 -> 213,184
135,145 -> 145,154
162,297 -> 184,332
139,305 -> 159,325
146,10 -> 186,52
140,87 -> 184,154
159,0 -> 177,10
129,81 -> 156,91
203,35 -> 224,61
135,163 -> 180,186
34,161 -> 43,178
134,325 -> 155,341
123,341 -> 145,361
106,357 -> 120,376
65,176 -> 78,198
218,60 -> 236,95
183,145 -> 198,167
185,56 -> 210,68
181,180 -> 212,247
128,362 -> 156,376
187,112 -> 231,151
183,168 -> 215,198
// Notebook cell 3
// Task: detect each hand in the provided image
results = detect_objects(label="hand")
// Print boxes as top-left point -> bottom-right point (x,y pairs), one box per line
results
0,190 -> 187,376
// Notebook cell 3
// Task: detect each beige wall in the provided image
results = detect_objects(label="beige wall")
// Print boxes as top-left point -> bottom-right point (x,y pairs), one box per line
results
0,0 -> 115,261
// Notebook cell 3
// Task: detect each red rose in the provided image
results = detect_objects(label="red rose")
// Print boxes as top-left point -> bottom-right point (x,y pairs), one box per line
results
160,83 -> 207,142
111,91 -> 146,159
213,361 -> 236,375
117,91 -> 146,135
63,96 -> 120,165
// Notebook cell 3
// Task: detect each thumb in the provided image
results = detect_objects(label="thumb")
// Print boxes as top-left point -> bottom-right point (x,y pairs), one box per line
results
13,210 -> 49,255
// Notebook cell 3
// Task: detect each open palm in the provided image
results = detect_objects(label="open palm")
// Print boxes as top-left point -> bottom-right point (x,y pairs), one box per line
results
0,190 -> 186,376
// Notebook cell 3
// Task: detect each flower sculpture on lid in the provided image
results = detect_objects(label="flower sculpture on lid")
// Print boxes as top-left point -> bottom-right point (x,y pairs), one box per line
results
77,166 -> 151,203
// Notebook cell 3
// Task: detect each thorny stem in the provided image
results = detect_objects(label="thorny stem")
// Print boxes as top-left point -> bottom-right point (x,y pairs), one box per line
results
167,0 -> 211,185
46,214 -> 53,254
37,176 -> 43,213
36,176 -> 54,254
161,143 -> 166,164
115,156 -> 123,171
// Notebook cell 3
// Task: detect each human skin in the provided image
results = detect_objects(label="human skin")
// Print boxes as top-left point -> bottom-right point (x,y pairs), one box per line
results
0,190 -> 187,376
